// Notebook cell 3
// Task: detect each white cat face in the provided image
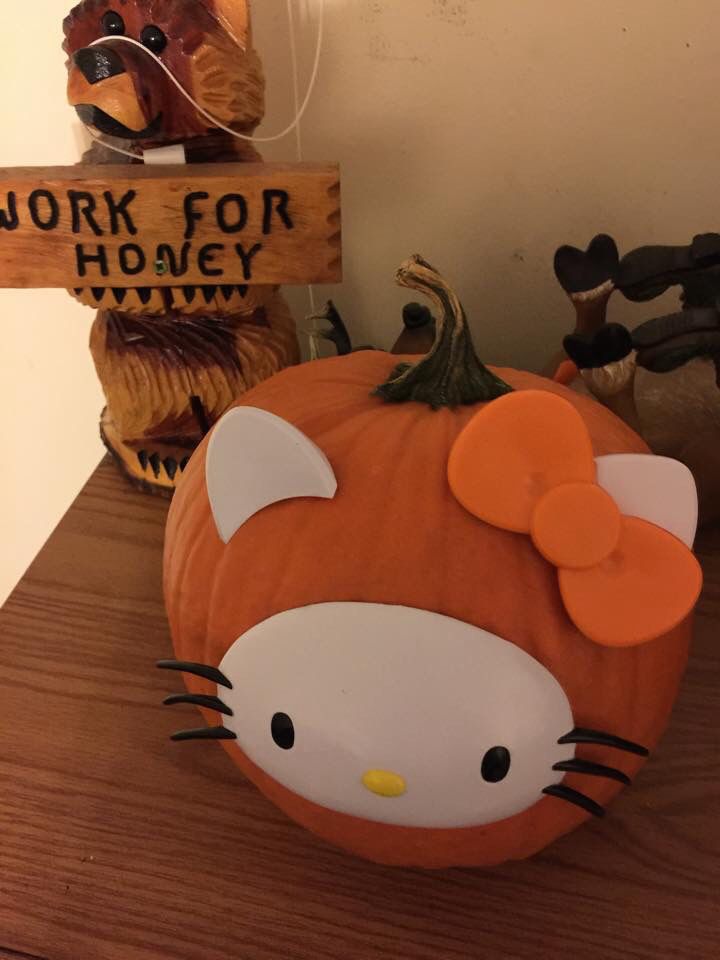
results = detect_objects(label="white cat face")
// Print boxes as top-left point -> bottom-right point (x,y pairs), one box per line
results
217,602 -> 574,829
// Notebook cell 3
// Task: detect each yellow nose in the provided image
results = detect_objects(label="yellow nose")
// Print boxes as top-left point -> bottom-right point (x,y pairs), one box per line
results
362,770 -> 407,798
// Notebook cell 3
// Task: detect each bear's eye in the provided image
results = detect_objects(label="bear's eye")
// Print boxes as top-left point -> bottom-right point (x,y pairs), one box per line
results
481,746 -> 511,783
141,25 -> 168,54
101,11 -> 125,36
271,712 -> 295,750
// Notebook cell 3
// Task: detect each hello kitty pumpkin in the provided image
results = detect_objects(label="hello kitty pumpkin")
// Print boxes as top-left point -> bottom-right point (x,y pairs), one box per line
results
161,256 -> 701,868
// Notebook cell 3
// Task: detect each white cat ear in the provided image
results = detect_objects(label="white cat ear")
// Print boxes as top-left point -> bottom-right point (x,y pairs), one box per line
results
206,407 -> 337,544
595,454 -> 698,547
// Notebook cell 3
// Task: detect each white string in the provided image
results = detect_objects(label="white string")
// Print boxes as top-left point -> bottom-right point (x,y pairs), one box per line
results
286,0 -> 305,165
86,126 -> 144,160
87,0 -> 324,152
285,0 -> 319,336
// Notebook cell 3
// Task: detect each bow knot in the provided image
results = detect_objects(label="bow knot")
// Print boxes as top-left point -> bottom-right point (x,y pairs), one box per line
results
531,482 -> 621,570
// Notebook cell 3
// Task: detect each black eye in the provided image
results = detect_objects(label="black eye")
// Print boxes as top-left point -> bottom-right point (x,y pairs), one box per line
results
481,746 -> 511,783
102,11 -> 125,36
141,25 -> 167,54
271,713 -> 295,750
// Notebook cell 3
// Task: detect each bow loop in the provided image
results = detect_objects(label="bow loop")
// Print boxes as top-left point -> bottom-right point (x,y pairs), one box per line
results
449,391 -> 596,533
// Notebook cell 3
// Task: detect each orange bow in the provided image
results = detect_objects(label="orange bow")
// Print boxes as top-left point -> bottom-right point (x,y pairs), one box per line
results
448,391 -> 702,647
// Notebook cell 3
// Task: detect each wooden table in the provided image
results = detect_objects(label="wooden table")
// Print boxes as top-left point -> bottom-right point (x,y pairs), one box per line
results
1,458 -> 718,960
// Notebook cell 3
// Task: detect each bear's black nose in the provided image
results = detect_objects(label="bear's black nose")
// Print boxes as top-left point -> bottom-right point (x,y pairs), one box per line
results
73,47 -> 125,85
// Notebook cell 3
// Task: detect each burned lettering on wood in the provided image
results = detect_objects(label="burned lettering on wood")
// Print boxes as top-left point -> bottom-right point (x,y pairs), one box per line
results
69,190 -> 104,236
76,244 -> 109,277
235,242 -> 263,281
28,190 -> 60,232
157,241 -> 191,277
0,191 -> 19,231
119,243 -> 146,276
0,163 -> 341,287
104,190 -> 138,236
262,189 -> 294,235
184,191 -> 210,241
216,194 -> 248,234
198,243 -> 224,277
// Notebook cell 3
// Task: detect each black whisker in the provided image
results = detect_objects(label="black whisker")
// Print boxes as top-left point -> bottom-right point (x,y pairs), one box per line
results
171,727 -> 237,743
543,784 -> 605,818
558,727 -> 649,757
553,758 -> 631,786
157,660 -> 232,690
163,694 -> 233,717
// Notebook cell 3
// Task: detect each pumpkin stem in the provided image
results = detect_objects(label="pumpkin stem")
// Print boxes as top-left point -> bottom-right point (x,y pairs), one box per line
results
374,255 -> 514,408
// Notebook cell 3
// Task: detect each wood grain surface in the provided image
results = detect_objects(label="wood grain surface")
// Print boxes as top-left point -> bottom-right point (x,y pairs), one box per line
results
0,458 -> 718,960
0,164 -> 341,287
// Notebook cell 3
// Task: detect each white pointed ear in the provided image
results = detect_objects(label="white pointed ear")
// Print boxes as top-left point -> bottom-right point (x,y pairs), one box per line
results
596,454 -> 698,547
206,407 -> 337,544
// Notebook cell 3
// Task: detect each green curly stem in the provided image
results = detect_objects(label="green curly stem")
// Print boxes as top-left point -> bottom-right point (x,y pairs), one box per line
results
375,255 -> 513,408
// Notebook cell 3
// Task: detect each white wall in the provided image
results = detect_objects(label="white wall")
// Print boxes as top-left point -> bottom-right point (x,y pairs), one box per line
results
1,0 -> 715,602
0,10 -> 104,604
257,0 -> 714,360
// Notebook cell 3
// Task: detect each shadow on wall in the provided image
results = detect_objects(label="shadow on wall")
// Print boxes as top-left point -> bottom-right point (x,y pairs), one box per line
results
258,0 -> 720,369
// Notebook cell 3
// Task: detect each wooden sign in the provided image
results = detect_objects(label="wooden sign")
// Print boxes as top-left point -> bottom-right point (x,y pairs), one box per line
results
0,162 -> 341,288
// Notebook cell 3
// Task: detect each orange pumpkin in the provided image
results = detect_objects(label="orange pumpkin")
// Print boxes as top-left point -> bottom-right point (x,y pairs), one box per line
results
162,256 -> 700,868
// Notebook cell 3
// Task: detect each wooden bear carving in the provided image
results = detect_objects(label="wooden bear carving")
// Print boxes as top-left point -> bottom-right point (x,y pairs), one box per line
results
63,0 -> 300,493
